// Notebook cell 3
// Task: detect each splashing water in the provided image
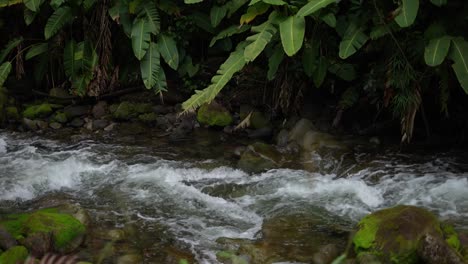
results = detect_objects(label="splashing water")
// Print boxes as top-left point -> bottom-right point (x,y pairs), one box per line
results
0,131 -> 467,262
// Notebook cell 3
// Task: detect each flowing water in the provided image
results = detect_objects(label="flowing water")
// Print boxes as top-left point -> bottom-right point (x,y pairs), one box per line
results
0,129 -> 467,263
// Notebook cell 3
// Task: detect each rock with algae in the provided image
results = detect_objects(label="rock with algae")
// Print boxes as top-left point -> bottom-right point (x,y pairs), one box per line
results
350,205 -> 464,264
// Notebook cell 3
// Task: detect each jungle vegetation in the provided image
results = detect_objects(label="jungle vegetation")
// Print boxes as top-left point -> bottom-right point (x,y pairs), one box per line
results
0,0 -> 467,142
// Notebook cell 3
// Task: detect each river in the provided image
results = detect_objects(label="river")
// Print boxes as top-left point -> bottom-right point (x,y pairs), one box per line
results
0,129 -> 467,263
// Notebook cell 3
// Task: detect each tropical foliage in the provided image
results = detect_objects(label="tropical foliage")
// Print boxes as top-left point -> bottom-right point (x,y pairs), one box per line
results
0,0 -> 467,141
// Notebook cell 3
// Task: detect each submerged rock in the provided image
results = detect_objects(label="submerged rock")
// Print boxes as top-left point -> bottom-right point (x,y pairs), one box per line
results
0,227 -> 17,250
197,102 -> 233,127
350,205 -> 464,264
64,105 -> 90,118
237,142 -> 282,173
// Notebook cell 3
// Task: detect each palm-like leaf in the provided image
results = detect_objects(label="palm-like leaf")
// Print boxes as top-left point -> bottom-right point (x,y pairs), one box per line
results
182,43 -> 248,112
157,34 -> 179,70
131,18 -> 152,60
210,25 -> 250,47
44,6 -> 73,39
26,43 -> 48,61
0,37 -> 23,63
297,0 -> 336,17
141,2 -> 160,34
24,0 -> 44,12
450,38 -> 468,94
244,21 -> 276,62
63,40 -> 77,78
0,62 -> 11,87
140,42 -> 161,89
394,0 -> 419,28
339,23 -> 368,59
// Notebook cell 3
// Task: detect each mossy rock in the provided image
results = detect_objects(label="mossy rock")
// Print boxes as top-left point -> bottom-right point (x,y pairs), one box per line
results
250,111 -> 270,129
112,102 -> 152,120
22,104 -> 54,119
0,246 -> 28,264
197,102 -> 233,127
0,208 -> 86,254
138,112 -> 157,123
216,250 -> 249,264
53,112 -> 68,124
5,107 -> 20,121
352,205 -> 461,264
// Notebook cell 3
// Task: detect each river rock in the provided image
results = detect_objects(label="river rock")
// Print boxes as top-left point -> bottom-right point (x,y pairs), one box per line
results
22,103 -> 54,119
312,244 -> 340,264
152,105 -> 173,114
22,118 -> 38,131
5,107 -> 20,121
0,207 -> 87,254
49,87 -> 70,98
138,112 -> 157,124
0,227 -> 17,250
350,205 -> 463,263
237,142 -> 282,173
92,119 -> 109,130
276,129 -> 289,148
0,245 -> 28,264
248,127 -> 272,139
64,105 -> 90,118
69,118 -> 84,128
49,122 -> 62,129
288,118 -> 315,143
418,232 -> 465,264
117,253 -> 143,264
92,101 -> 108,119
197,102 -> 232,127
20,231 -> 52,257
53,112 -> 68,123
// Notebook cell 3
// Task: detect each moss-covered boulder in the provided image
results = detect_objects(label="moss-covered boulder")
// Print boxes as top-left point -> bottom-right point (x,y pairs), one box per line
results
52,112 -> 68,124
237,142 -> 282,173
0,246 -> 28,264
112,102 -> 153,120
0,208 -> 86,254
5,107 -> 20,121
22,104 -> 54,119
351,205 -> 463,263
138,112 -> 157,124
197,102 -> 232,127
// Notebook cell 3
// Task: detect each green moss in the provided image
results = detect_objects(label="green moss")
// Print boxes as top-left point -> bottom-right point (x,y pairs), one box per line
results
197,103 -> 232,127
23,211 -> 85,250
22,103 -> 53,119
353,214 -> 379,251
216,250 -> 248,264
442,224 -> 461,251
53,112 -> 68,123
0,208 -> 86,252
134,103 -> 153,114
352,205 -> 442,264
5,106 -> 20,120
138,112 -> 157,123
0,246 -> 28,264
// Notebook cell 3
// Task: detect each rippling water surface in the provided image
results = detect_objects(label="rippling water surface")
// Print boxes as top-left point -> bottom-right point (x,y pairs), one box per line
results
0,130 -> 467,263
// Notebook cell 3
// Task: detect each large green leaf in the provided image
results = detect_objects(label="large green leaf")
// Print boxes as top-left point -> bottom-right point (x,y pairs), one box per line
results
24,0 -> 44,12
157,34 -> 179,70
141,2 -> 160,34
0,62 -> 11,87
313,56 -> 328,87
184,0 -> 203,3
297,0 -> 336,17
328,62 -> 356,81
240,2 -> 269,25
450,38 -> 468,94
25,43 -> 48,60
210,25 -> 251,47
44,6 -> 72,39
63,40 -> 77,77
131,18 -> 152,60
0,37 -> 23,63
155,69 -> 167,92
210,5 -> 228,28
394,0 -> 419,28
302,41 -> 319,77
279,15 -> 305,56
24,8 -> 37,25
182,43 -> 248,112
429,0 -> 446,7
338,23 -> 368,59
244,21 -> 277,62
424,36 -> 451,67
267,45 -> 284,80
140,42 -> 161,89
